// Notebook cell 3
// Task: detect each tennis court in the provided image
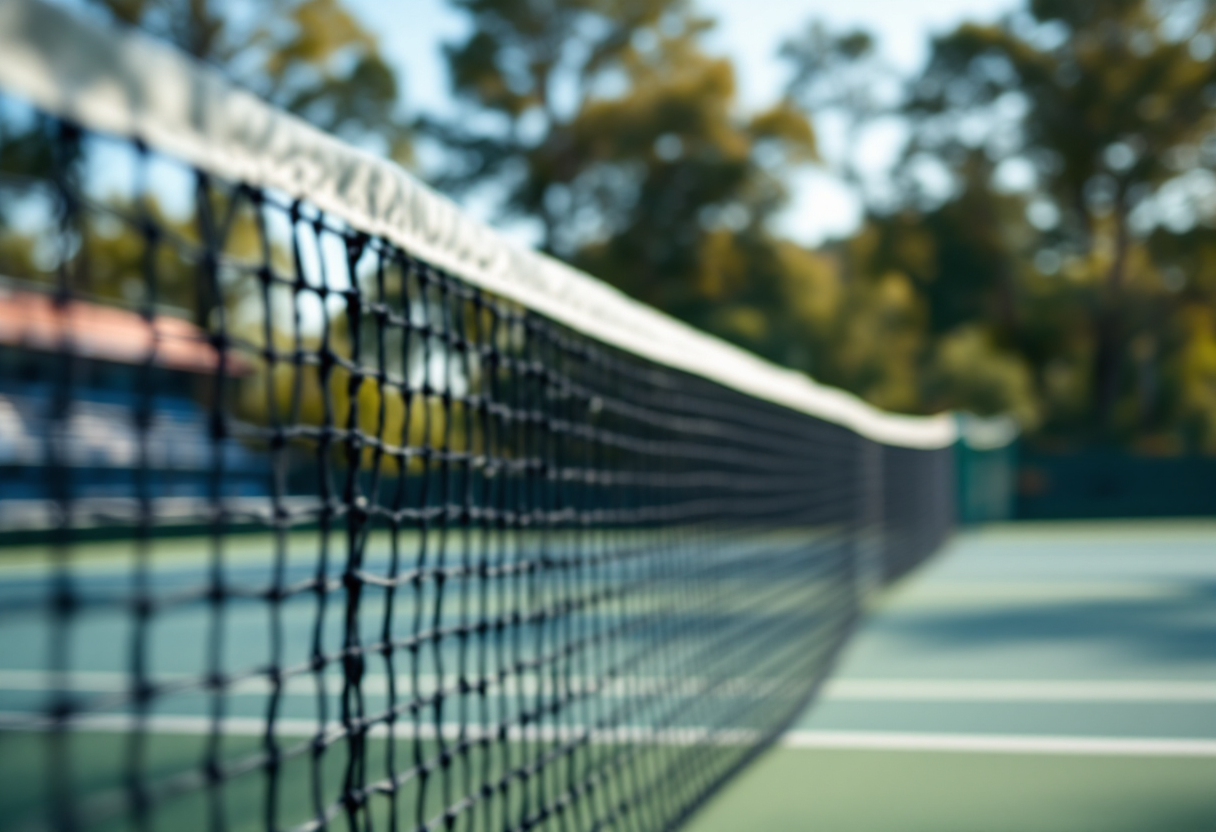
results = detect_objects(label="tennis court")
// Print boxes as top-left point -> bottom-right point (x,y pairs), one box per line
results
686,521 -> 1216,832
0,4 -> 962,829
0,2 -> 1212,831
6,522 -> 1212,831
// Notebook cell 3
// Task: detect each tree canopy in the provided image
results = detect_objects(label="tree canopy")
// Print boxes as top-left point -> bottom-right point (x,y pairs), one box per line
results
900,0 -> 1216,443
774,0 -> 1216,450
425,0 -> 840,368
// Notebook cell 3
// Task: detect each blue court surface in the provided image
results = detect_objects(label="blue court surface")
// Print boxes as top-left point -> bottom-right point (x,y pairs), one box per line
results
686,520 -> 1216,832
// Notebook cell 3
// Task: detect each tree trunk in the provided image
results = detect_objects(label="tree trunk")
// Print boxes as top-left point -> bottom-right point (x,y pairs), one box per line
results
1092,203 -> 1130,438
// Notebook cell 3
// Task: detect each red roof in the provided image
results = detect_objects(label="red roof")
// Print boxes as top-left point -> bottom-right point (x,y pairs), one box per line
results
0,288 -> 249,375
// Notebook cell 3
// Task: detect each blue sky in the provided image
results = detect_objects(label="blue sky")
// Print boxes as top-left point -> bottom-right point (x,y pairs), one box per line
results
349,0 -> 1016,244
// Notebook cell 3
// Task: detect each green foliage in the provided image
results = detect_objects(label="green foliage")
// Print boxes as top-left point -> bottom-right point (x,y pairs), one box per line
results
812,266 -> 927,414
87,0 -> 410,160
243,342 -> 471,474
766,2 -> 1216,452
926,325 -> 1040,426
893,0 -> 1216,447
424,0 -> 1216,453
781,21 -> 889,195
428,0 -> 829,366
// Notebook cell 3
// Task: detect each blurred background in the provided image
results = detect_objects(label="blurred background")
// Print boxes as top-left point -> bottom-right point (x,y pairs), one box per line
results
5,0 -> 1216,519
0,3 -> 1214,831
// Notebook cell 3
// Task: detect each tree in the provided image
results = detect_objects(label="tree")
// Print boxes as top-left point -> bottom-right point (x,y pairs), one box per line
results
904,0 -> 1216,438
779,24 -> 1041,420
427,0 -> 689,255
87,0 -> 410,159
780,23 -> 894,206
777,3 -> 1216,445
426,0 -> 832,368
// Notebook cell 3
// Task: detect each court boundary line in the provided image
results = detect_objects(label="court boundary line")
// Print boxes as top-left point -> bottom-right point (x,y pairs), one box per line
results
0,711 -> 767,747
6,671 -> 1215,703
5,714 -> 1215,757
821,678 -> 1216,702
781,731 -> 1216,757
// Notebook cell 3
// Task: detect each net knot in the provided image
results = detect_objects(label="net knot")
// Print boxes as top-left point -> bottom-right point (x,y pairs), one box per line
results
342,652 -> 365,685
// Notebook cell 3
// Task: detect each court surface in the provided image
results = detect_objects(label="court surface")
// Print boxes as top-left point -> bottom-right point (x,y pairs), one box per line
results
686,520 -> 1216,832
2,521 -> 1213,831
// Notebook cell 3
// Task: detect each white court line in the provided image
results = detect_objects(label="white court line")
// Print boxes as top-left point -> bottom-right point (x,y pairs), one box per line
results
3,712 -> 1213,758
882,583 -> 1188,605
781,731 -> 1216,757
820,679 -> 1216,702
0,670 -> 785,699
0,712 -> 759,747
4,671 -> 1215,703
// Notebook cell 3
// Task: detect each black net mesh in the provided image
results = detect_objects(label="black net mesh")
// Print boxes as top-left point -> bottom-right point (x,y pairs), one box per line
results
0,100 -> 953,831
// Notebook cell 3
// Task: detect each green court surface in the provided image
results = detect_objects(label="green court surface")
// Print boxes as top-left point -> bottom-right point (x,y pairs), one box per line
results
685,750 -> 1216,832
686,521 -> 1216,832
2,521 -> 1214,831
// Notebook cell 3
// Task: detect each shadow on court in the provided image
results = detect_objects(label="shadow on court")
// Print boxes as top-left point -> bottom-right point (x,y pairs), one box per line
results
884,582 -> 1216,666
683,522 -> 1216,832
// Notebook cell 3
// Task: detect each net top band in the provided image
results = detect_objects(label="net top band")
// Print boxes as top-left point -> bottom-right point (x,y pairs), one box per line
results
0,0 -> 961,449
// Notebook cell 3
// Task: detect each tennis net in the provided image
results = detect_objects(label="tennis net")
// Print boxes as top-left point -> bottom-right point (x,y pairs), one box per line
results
0,2 -> 958,830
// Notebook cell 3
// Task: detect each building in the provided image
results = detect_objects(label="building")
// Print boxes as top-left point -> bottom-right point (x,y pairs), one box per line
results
0,284 -> 266,531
